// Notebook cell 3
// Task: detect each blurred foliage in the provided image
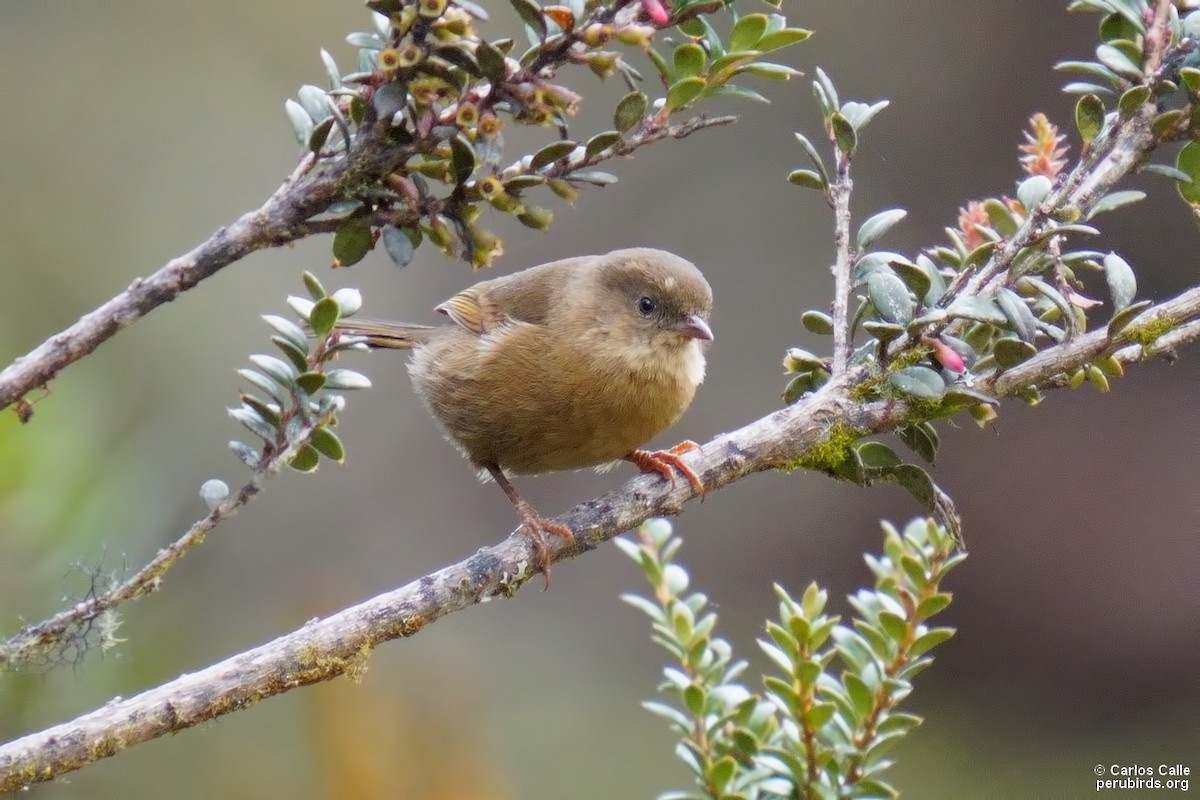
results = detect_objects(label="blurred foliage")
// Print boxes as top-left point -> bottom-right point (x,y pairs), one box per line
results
284,0 -> 808,268
622,517 -> 961,800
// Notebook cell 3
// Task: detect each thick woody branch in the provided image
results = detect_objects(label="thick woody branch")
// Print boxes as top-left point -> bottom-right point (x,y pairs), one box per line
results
4,290 -> 1199,791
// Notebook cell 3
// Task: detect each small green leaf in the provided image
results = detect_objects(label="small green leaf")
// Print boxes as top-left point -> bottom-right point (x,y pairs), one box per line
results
584,131 -> 622,160
867,270 -> 915,325
666,77 -> 707,112
1075,93 -> 1105,144
830,111 -> 856,157
508,0 -> 547,39
995,286 -> 1037,342
1151,109 -> 1185,139
285,99 -> 314,147
1106,299 -> 1152,338
448,134 -> 476,184
892,464 -> 936,511
229,407 -> 277,441
993,337 -> 1038,368
229,440 -> 260,468
800,310 -> 833,334
262,315 -> 310,352
289,444 -> 321,473
857,209 -> 907,250
324,369 -> 372,390
1088,190 -> 1145,218
916,593 -> 952,621
249,354 -> 298,386
858,441 -> 901,468
908,626 -> 955,657
897,424 -> 937,464
787,169 -> 826,190
529,140 -> 577,171
476,40 -> 505,80
1117,84 -> 1151,118
381,224 -> 415,268
309,296 -> 342,338
311,426 -> 346,463
613,91 -> 648,133
757,27 -> 812,53
271,336 -> 310,373
889,366 -> 945,400
332,219 -> 372,267
728,14 -> 769,52
1103,252 -> 1136,311
1016,175 -> 1053,212
302,271 -> 327,300
1176,141 -> 1200,204
295,371 -> 327,395
672,43 -> 706,79
1095,43 -> 1141,79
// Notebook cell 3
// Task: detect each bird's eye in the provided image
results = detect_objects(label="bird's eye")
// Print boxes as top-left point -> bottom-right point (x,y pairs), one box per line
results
637,296 -> 657,316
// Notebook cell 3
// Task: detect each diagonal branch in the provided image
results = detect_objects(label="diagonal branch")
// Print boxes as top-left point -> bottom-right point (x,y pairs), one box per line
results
3,285 -> 1198,792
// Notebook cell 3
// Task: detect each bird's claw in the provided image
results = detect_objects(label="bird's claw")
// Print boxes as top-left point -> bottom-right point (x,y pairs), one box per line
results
513,503 -> 575,590
626,441 -> 706,499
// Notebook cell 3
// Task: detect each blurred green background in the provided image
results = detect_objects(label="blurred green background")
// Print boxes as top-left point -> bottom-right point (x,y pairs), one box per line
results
2,2 -> 1197,798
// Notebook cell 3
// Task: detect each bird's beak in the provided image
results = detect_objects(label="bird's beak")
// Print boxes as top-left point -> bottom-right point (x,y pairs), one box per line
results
673,314 -> 714,341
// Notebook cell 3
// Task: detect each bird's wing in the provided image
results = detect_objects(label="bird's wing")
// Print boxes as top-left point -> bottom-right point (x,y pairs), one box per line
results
435,255 -> 593,335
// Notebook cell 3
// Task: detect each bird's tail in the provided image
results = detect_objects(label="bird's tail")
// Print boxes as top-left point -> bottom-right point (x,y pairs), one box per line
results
332,317 -> 436,350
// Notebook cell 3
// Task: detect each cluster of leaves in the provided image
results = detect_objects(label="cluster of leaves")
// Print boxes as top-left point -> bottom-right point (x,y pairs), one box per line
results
284,0 -> 809,269
619,517 -> 961,800
229,273 -> 371,475
782,3 -> 1198,486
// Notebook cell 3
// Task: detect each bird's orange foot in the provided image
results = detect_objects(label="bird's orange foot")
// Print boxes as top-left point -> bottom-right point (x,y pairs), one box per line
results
513,502 -> 576,590
625,441 -> 705,498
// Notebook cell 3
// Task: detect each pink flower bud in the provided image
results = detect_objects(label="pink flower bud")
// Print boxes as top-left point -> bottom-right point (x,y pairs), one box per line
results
640,0 -> 669,26
930,338 -> 965,372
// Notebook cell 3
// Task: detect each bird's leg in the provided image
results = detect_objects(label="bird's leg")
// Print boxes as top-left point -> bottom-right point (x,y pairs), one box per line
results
486,464 -> 575,589
624,440 -> 706,498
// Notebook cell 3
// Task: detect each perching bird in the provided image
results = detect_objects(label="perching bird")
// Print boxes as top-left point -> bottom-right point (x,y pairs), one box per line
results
336,247 -> 713,585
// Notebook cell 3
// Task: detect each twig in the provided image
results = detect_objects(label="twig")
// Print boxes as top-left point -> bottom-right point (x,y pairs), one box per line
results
4,286 -> 1198,791
0,406 -> 338,672
829,153 -> 854,375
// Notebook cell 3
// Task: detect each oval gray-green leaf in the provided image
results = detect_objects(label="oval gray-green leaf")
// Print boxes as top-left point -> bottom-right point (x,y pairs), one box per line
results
857,209 -> 907,251
787,169 -> 826,191
381,224 -> 415,267
530,140 -> 577,171
311,426 -> 346,463
672,43 -> 706,79
476,40 -> 506,80
947,295 -> 1007,325
285,99 -> 314,147
666,77 -> 706,112
830,111 -> 856,156
1106,299 -> 1152,337
801,310 -> 833,334
889,257 -> 930,301
324,369 -> 373,390
1088,190 -> 1145,219
1016,175 -> 1053,212
728,13 -> 769,52
449,134 -> 476,184
508,0 -> 547,39
249,354 -> 297,386
332,219 -> 372,267
1103,252 -> 1136,311
295,371 -> 327,395
889,366 -> 945,399
585,131 -> 621,160
858,441 -> 901,468
892,464 -> 936,511
1117,84 -> 1151,118
229,440 -> 260,468
897,424 -> 936,463
1096,43 -> 1141,78
757,27 -> 812,53
289,444 -> 321,473
238,368 -> 288,404
613,91 -> 647,133
863,320 -> 904,344
995,286 -> 1037,342
867,269 -> 915,325
262,315 -> 310,351
1176,141 -> 1200,204
1075,93 -> 1105,143
993,337 -> 1038,369
309,296 -> 342,338
228,407 -> 278,442
271,336 -> 310,373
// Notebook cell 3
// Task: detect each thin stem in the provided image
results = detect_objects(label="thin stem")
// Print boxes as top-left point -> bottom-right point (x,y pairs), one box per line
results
830,155 -> 854,375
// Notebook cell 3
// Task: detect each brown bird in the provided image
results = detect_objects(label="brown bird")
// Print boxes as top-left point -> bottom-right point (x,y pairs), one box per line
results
336,247 -> 713,585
